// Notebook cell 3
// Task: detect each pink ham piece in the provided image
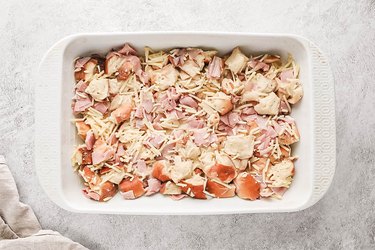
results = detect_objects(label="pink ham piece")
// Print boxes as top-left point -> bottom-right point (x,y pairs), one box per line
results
193,129 -> 212,147
259,146 -> 272,156
145,178 -> 162,196
166,110 -> 184,120
160,143 -> 175,157
258,136 -> 271,151
73,97 -> 92,112
265,126 -> 277,138
106,132 -> 118,145
153,122 -> 163,130
117,43 -> 137,55
76,80 -> 88,92
228,112 -> 241,127
207,56 -> 223,79
187,48 -> 201,59
208,133 -> 218,144
142,99 -> 153,113
148,134 -> 165,149
279,101 -> 290,113
273,121 -> 283,135
105,51 -> 122,60
281,115 -> 295,124
115,143 -> 126,163
242,107 -> 256,115
85,130 -> 95,150
280,69 -> 294,82
75,57 -> 91,71
135,119 -> 145,129
187,118 -> 205,129
135,160 -> 149,176
167,87 -> 180,101
93,102 -> 109,114
172,129 -> 184,139
241,114 -> 257,123
82,188 -> 101,201
179,95 -> 198,108
121,190 -> 136,200
255,116 -> 268,128
92,140 -> 115,165
160,94 -> 177,111
153,113 -> 164,123
134,106 -> 144,118
220,114 -> 230,126
248,59 -> 270,72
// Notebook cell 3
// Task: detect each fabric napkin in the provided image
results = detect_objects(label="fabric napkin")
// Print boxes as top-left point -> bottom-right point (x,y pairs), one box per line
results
0,155 -> 88,249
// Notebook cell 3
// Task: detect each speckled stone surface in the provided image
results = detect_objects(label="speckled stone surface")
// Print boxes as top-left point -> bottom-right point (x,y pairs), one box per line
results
0,0 -> 374,249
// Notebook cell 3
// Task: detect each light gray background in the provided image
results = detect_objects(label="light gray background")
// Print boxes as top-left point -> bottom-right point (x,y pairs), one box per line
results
1,0 -> 374,249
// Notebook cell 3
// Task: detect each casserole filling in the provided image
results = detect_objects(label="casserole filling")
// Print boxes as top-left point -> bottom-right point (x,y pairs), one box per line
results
71,43 -> 303,201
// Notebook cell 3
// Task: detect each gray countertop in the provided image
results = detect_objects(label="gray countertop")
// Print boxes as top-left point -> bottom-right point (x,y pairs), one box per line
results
1,0 -> 374,249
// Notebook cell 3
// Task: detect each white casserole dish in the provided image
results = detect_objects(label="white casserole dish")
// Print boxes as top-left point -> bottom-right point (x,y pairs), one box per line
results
36,32 -> 335,215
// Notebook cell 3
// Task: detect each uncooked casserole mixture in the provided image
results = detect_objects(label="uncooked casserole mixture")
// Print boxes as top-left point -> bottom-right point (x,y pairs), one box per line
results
71,43 -> 303,201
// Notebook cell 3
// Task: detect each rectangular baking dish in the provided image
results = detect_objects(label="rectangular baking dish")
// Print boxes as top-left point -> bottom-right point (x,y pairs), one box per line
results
35,32 -> 335,214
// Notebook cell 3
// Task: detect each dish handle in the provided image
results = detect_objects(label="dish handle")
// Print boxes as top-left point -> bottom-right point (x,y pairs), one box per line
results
35,37 -> 73,210
303,39 -> 336,209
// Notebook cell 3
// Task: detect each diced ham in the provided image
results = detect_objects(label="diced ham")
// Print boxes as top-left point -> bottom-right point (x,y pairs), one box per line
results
73,97 -> 92,112
179,95 -> 198,108
153,113 -> 164,123
135,119 -> 145,129
75,57 -> 91,70
180,59 -> 200,77
172,129 -> 184,139
117,43 -> 137,56
228,112 -> 241,127
145,178 -> 162,196
207,56 -> 223,79
85,130 -> 95,150
134,106 -> 144,119
258,146 -> 272,156
93,101 -> 109,114
193,129 -> 211,147
266,126 -> 277,138
142,99 -> 153,113
166,110 -> 184,120
75,80 -> 88,92
187,118 -> 205,129
160,93 -> 177,111
121,191 -> 136,200
255,115 -> 268,128
92,140 -> 115,165
220,114 -> 230,126
242,107 -> 256,115
280,69 -> 294,82
148,134 -> 165,149
248,59 -> 270,72
135,160 -> 148,175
